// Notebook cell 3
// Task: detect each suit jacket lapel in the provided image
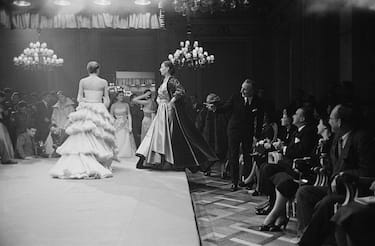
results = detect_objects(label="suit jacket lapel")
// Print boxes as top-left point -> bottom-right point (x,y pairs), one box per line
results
330,135 -> 339,167
339,132 -> 352,161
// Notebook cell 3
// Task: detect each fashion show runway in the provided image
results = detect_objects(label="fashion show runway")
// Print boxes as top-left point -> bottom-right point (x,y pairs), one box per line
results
0,158 -> 200,246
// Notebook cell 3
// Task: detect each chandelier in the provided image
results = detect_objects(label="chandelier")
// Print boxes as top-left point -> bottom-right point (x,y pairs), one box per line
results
173,0 -> 251,16
168,40 -> 214,70
13,41 -> 64,71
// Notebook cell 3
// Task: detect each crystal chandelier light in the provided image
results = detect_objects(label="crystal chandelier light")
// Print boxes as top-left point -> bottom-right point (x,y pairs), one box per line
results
13,41 -> 64,71
168,40 -> 214,70
173,0 -> 251,16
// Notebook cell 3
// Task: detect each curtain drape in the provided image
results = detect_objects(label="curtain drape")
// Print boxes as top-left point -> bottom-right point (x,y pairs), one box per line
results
0,10 -> 162,29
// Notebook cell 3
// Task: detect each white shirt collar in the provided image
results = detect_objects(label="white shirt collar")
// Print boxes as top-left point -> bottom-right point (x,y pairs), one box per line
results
243,96 -> 253,104
298,125 -> 305,132
341,131 -> 351,148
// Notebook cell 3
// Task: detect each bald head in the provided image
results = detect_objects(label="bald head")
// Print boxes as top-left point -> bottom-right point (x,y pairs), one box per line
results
329,104 -> 355,133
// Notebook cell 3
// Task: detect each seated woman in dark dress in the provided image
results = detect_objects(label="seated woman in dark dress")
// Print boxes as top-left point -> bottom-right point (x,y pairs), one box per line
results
239,112 -> 278,194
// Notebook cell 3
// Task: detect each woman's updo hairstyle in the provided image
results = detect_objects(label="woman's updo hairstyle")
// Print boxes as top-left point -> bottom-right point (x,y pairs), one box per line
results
87,61 -> 100,74
162,60 -> 176,75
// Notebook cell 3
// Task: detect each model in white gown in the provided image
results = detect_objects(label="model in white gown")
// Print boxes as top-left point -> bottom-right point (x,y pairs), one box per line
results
110,91 -> 136,158
49,61 -> 116,179
131,89 -> 156,141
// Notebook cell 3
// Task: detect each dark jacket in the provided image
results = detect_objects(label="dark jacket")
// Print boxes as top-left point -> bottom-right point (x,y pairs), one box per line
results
215,93 -> 264,138
166,76 -> 218,170
278,125 -> 298,146
329,130 -> 375,179
34,100 -> 53,141
285,124 -> 318,160
16,132 -> 37,159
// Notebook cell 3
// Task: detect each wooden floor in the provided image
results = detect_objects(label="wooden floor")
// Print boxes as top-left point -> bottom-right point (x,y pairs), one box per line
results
187,164 -> 299,246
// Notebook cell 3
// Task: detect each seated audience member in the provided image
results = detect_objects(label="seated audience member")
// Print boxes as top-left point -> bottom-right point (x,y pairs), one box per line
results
332,179 -> 375,246
45,91 -> 74,155
278,108 -> 298,146
239,111 -> 278,193
0,104 -> 17,164
48,124 -> 68,158
256,107 -> 318,218
258,115 -> 331,231
296,104 -> 375,246
16,125 -> 38,160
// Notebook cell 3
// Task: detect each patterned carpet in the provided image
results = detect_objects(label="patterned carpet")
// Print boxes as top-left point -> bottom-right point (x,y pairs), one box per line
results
187,165 -> 299,246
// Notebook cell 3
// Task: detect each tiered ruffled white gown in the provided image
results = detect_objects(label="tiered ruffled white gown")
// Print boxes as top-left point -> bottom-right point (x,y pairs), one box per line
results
50,100 -> 116,179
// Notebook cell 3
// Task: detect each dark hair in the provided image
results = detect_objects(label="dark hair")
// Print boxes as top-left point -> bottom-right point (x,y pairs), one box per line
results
319,115 -> 331,132
301,107 -> 315,124
3,88 -> 12,94
41,91 -> 53,99
11,92 -> 20,97
116,90 -> 125,97
243,78 -> 257,89
87,61 -> 100,74
17,100 -> 27,108
283,108 -> 294,119
26,124 -> 37,130
162,60 -> 176,75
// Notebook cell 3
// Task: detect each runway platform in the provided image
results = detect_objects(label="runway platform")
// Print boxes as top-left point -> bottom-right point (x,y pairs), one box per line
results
0,157 -> 200,246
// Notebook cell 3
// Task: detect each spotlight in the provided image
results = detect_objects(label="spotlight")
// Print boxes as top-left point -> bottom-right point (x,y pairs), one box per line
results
134,0 -> 151,6
54,0 -> 71,6
12,1 -> 31,7
94,0 -> 111,6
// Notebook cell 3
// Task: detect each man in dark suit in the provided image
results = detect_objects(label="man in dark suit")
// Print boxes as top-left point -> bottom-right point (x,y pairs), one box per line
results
208,79 -> 264,191
296,104 -> 375,246
34,92 -> 54,142
257,106 -> 318,214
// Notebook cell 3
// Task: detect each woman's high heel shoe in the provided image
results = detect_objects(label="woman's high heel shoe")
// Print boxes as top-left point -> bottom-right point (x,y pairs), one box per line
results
255,206 -> 271,215
239,180 -> 255,188
259,223 -> 275,231
270,217 -> 289,231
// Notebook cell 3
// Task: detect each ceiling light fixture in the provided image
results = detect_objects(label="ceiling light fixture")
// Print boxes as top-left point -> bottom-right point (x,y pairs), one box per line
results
12,1 -> 31,7
168,40 -> 214,70
94,0 -> 111,6
134,0 -> 151,6
173,0 -> 252,16
53,0 -> 72,6
13,29 -> 64,71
